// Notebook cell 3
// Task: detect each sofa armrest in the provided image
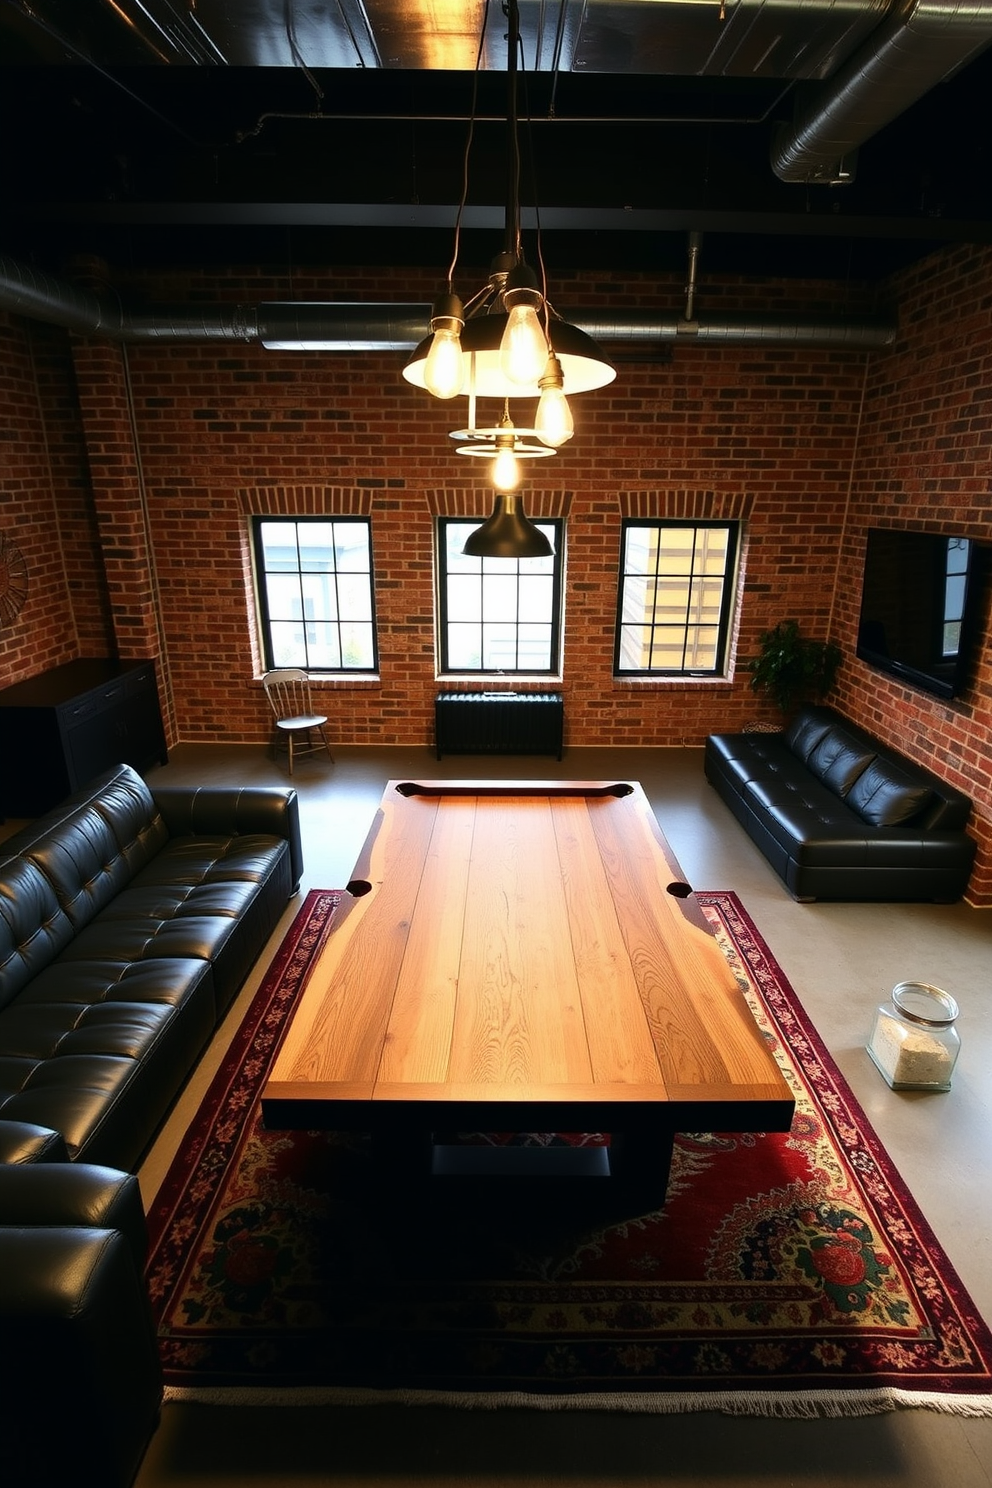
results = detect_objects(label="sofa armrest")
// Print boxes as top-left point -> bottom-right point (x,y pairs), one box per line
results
0,1119 -> 69,1164
0,1163 -> 147,1270
0,1226 -> 162,1488
152,782 -> 304,892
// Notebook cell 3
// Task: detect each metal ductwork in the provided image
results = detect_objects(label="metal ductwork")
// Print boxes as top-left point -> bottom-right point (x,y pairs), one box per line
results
772,0 -> 992,183
0,255 -> 897,352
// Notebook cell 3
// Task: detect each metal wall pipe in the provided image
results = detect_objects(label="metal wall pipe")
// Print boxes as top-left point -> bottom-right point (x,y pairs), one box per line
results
771,0 -> 992,182
0,254 -> 896,351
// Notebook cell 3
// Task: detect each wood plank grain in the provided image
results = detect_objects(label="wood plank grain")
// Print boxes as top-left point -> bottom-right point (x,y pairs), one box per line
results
447,794 -> 594,1087
265,779 -> 792,1132
550,796 -> 665,1087
377,794 -> 474,1083
267,789 -> 439,1083
585,789 -> 783,1094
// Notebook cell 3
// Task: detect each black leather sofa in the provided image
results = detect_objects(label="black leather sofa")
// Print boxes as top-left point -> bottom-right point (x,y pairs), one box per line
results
0,760 -> 302,1168
704,705 -> 976,902
0,1160 -> 162,1488
0,762 -> 304,1484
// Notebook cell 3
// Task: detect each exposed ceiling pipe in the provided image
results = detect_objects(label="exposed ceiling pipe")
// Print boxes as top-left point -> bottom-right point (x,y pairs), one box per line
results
684,230 -> 703,324
771,0 -> 992,183
0,253 -> 897,351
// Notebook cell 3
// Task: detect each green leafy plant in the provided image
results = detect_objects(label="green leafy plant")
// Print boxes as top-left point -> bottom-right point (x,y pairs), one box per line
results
745,619 -> 842,715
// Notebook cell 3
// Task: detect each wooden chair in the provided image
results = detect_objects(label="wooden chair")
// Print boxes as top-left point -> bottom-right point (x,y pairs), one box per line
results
262,669 -> 333,775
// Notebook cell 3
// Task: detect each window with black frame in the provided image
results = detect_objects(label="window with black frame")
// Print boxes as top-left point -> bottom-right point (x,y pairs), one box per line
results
614,519 -> 739,676
252,517 -> 379,673
437,517 -> 564,675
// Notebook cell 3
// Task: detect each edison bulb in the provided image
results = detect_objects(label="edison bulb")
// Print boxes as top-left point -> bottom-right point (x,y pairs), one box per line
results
492,445 -> 521,491
423,326 -> 463,399
499,304 -> 548,386
535,384 -> 574,447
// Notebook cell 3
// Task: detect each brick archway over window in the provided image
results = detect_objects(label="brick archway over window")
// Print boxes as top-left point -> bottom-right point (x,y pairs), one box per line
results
237,485 -> 374,516
617,490 -> 754,522
425,489 -> 573,521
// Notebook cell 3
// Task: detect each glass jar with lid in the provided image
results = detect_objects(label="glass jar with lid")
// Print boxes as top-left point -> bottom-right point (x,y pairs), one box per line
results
866,981 -> 961,1091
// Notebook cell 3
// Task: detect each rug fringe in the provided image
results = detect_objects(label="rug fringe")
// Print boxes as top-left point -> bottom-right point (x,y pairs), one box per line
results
163,1384 -> 992,1418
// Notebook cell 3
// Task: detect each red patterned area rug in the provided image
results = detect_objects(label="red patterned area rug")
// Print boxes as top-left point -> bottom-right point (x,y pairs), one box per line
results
146,889 -> 992,1416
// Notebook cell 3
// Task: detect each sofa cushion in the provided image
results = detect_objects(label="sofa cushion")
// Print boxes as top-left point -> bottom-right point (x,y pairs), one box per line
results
0,857 -> 76,1011
784,710 -> 834,764
0,957 -> 215,1163
847,759 -> 935,827
806,728 -> 875,798
19,771 -> 169,933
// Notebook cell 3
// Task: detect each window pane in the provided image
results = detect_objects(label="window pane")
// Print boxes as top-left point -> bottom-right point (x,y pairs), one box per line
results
619,625 -> 651,670
260,523 -> 299,569
340,622 -> 375,668
297,523 -> 336,570
334,522 -> 371,572
621,575 -> 651,624
481,572 -> 518,618
682,627 -> 721,668
269,621 -> 306,668
254,518 -> 378,672
265,573 -> 302,619
615,521 -> 737,676
448,623 -> 483,670
519,574 -> 552,622
306,624 -> 342,670
438,520 -> 562,675
482,622 -> 518,669
448,574 -> 482,623
301,572 -> 336,621
623,527 -> 655,575
518,624 -> 552,669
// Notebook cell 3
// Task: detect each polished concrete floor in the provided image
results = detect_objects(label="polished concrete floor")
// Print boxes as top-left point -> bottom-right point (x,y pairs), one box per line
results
135,743 -> 992,1487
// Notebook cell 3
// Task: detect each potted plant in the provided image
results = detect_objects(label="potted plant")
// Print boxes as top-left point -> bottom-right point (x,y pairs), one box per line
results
745,618 -> 842,715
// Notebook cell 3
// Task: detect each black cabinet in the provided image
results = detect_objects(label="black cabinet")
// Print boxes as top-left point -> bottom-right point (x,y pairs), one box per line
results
0,659 -> 167,818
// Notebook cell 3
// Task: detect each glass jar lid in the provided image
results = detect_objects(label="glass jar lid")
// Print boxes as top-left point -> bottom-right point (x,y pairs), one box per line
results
891,981 -> 959,1027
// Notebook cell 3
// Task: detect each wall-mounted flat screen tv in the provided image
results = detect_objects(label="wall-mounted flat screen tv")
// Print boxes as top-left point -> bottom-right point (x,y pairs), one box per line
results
856,528 -> 984,700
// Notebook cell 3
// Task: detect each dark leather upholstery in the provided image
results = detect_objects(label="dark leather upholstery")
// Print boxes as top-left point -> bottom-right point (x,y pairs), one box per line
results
0,1118 -> 69,1164
0,1166 -> 162,1488
0,762 -> 302,1169
705,705 -> 976,901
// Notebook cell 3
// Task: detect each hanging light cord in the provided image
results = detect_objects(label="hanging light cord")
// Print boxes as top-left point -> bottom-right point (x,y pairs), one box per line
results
445,0 -> 493,291
513,14 -> 551,324
505,0 -> 525,262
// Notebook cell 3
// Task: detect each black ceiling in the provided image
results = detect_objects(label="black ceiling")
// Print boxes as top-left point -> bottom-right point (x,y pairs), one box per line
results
3,0 -> 992,285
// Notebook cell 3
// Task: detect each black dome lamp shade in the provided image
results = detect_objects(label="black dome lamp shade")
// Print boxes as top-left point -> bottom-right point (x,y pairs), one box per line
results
462,494 -> 553,560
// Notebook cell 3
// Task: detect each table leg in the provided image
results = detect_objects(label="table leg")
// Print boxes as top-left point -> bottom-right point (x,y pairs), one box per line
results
608,1129 -> 674,1201
370,1127 -> 434,1177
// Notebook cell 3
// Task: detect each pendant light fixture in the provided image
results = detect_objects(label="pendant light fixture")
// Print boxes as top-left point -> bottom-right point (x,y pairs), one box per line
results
402,0 -> 615,557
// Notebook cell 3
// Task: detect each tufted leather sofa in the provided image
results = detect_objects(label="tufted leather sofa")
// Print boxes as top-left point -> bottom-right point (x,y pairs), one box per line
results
0,1160 -> 163,1487
0,763 -> 304,1484
705,705 -> 976,902
0,760 -> 302,1169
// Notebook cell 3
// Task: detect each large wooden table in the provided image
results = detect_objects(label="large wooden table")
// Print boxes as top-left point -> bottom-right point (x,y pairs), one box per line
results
262,781 -> 794,1193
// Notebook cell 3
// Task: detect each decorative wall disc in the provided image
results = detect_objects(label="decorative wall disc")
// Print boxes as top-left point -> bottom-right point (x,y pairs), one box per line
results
0,533 -> 29,627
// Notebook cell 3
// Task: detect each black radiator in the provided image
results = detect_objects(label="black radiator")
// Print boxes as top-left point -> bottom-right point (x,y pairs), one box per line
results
435,692 -> 564,759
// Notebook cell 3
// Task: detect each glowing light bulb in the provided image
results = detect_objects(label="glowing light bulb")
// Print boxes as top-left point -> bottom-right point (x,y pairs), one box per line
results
493,443 -> 521,491
499,303 -> 548,386
423,324 -> 463,399
535,356 -> 574,446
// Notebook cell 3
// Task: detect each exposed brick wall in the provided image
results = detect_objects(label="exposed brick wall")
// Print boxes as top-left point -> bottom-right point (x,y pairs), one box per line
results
4,251 -> 992,903
95,263 -> 868,759
829,243 -> 992,907
0,312 -> 84,685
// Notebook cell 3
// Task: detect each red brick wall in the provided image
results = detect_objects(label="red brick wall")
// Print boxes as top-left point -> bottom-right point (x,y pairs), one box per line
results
0,314 -> 85,686
72,263 -> 870,757
4,251 -> 991,902
829,243 -> 992,906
